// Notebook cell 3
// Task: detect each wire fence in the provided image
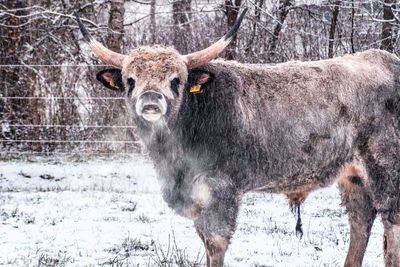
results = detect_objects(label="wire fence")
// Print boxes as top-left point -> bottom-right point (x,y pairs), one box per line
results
1,64 -> 140,159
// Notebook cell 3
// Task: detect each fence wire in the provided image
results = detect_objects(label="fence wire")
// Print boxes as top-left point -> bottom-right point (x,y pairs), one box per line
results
3,124 -> 134,128
0,65 -> 110,67
0,97 -> 125,100
0,139 -> 139,144
1,64 -> 140,158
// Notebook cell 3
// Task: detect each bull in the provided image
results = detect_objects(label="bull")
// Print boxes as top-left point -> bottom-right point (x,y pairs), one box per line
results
75,9 -> 400,267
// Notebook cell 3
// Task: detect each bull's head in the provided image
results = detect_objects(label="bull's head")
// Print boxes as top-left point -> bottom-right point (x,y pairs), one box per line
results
75,9 -> 247,124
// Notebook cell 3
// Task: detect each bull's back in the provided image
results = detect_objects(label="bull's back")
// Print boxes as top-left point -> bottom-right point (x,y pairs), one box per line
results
214,50 -> 400,192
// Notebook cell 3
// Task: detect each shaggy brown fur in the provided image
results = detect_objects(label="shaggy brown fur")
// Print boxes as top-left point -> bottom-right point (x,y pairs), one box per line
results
285,191 -> 308,208
123,46 -> 188,99
92,47 -> 400,267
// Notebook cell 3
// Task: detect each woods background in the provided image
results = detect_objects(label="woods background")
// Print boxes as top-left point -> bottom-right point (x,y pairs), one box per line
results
0,0 -> 399,157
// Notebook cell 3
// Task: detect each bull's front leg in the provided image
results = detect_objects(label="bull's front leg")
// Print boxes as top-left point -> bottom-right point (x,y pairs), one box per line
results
338,174 -> 376,267
190,172 -> 240,267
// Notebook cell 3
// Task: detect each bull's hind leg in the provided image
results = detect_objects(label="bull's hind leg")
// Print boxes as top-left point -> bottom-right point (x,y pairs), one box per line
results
338,172 -> 376,267
382,213 -> 400,266
356,123 -> 400,266
192,172 -> 239,267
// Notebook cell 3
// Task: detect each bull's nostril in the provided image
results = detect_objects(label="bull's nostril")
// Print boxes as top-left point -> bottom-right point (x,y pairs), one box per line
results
157,94 -> 162,99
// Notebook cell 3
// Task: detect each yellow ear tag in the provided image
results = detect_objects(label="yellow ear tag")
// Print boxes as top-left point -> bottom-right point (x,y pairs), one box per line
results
109,80 -> 119,89
190,84 -> 202,94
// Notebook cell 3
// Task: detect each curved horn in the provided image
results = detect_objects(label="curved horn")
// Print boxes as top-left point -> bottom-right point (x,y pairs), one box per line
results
74,12 -> 126,68
182,8 -> 248,69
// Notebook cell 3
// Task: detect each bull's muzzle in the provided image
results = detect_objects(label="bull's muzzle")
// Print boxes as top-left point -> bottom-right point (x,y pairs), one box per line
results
135,91 -> 167,122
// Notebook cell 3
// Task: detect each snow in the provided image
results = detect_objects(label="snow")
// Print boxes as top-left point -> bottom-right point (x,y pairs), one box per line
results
0,155 -> 384,266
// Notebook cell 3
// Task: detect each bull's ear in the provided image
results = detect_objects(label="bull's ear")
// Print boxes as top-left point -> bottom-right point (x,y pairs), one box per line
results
187,70 -> 214,94
96,69 -> 125,92
195,72 -> 212,85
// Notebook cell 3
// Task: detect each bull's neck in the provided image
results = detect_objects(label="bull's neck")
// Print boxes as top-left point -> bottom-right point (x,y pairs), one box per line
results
138,120 -> 179,160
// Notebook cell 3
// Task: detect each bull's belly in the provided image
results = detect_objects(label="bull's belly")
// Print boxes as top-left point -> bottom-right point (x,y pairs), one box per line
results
247,158 -> 369,196
249,173 -> 331,194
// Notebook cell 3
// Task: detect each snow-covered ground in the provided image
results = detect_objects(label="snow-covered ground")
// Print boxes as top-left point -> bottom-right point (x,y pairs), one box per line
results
0,155 -> 384,266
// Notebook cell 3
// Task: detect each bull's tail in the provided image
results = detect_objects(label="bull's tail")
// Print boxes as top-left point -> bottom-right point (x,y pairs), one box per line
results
286,192 -> 307,239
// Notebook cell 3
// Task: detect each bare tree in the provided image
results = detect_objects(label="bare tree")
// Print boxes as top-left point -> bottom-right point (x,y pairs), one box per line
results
0,0 -> 34,149
246,0 -> 264,55
380,0 -> 396,52
107,0 -> 125,53
150,0 -> 156,44
225,0 -> 242,60
328,1 -> 341,58
172,0 -> 192,54
266,0 -> 293,61
350,0 -> 355,53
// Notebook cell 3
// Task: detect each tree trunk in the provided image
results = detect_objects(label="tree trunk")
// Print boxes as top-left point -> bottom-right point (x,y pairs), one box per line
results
107,0 -> 125,53
0,0 -> 29,149
245,0 -> 264,57
380,0 -> 395,52
328,1 -> 340,58
350,0 -> 355,53
172,0 -> 192,54
225,0 -> 242,60
150,0 -> 156,44
106,0 -> 133,148
266,0 -> 293,61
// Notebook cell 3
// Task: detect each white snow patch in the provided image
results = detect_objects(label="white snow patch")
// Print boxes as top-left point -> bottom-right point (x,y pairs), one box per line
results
0,155 -> 384,266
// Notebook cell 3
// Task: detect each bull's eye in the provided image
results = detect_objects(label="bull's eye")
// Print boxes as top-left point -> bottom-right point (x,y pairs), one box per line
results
170,77 -> 180,96
127,78 -> 135,96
